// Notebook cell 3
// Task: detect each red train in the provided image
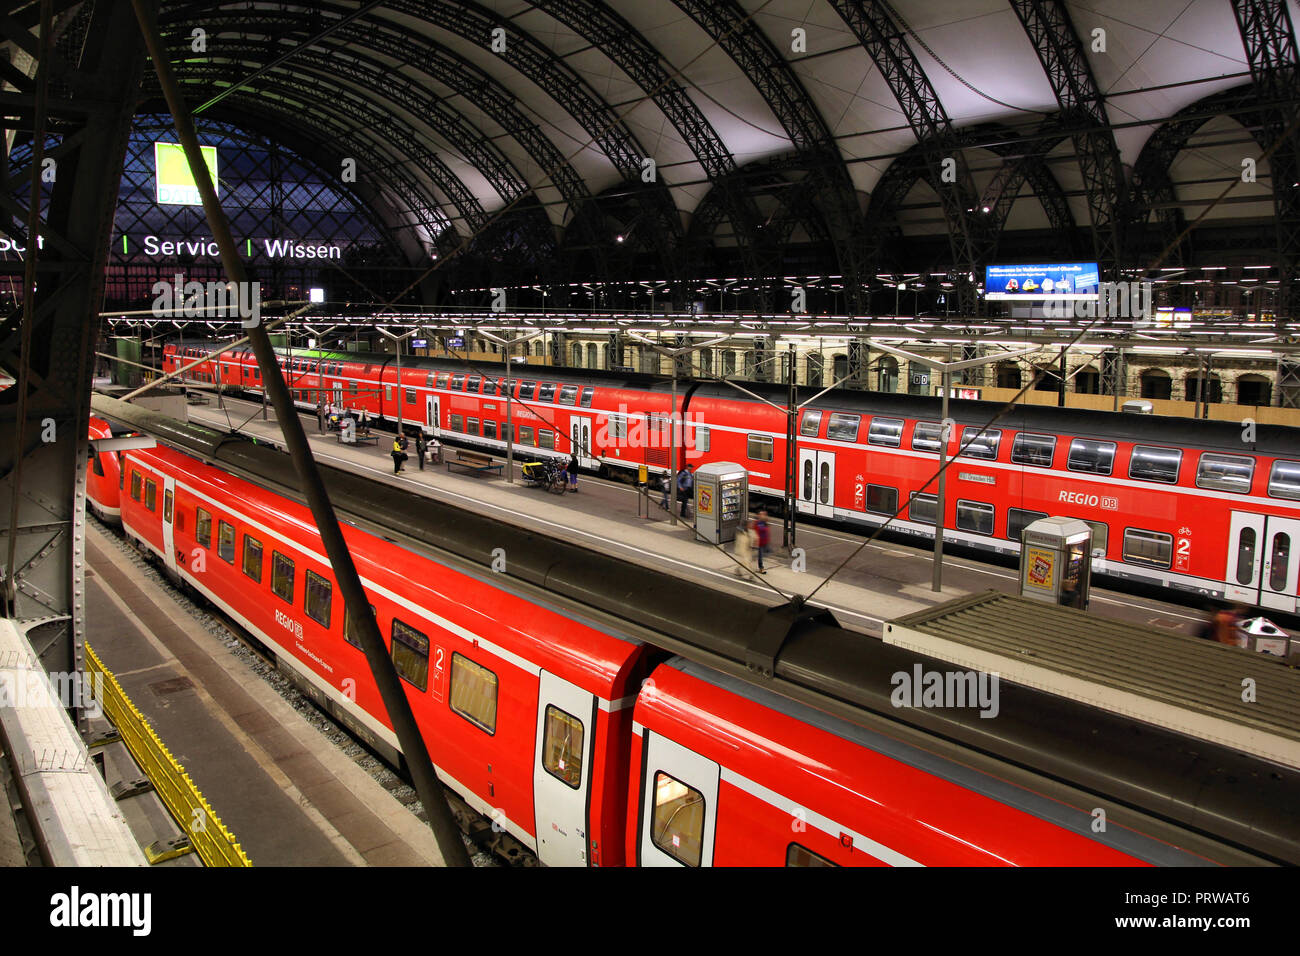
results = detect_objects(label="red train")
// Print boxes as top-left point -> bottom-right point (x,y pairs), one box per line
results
86,415 -> 123,524
164,341 -> 1300,614
104,413 -> 1299,866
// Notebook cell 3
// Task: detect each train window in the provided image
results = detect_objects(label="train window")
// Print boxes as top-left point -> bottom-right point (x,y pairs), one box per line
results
786,844 -> 837,867
1196,453 -> 1254,494
450,652 -> 497,733
1122,529 -> 1173,569
866,484 -> 898,516
467,419 -> 480,437
800,410 -> 823,437
826,413 -> 861,442
304,571 -> 332,629
909,493 -> 938,525
1236,527 -> 1257,586
1129,445 -> 1182,484
242,536 -> 263,582
911,421 -> 944,452
271,551 -> 295,603
343,603 -> 376,649
580,386 -> 595,407
520,426 -> 535,445
218,521 -> 235,564
559,385 -> 579,405
956,500 -> 995,536
1070,518 -> 1109,555
436,373 -> 449,388
449,414 -> 464,432
1268,460 -> 1300,500
483,421 -> 498,441
1066,438 -> 1115,475
348,382 -> 357,395
538,429 -> 555,450
868,417 -> 903,447
748,434 -> 774,462
384,386 -> 393,402
450,374 -> 464,390
538,383 -> 556,403
92,453 -> 105,477
541,705 -> 584,790
130,471 -> 142,501
145,479 -> 157,512
391,619 -> 430,692
1011,433 -> 1056,467
608,414 -> 627,439
405,387 -> 417,405
465,376 -> 480,394
651,771 -> 704,867
120,462 -> 125,490
518,381 -> 536,400
163,489 -> 173,522
1269,534 -> 1290,591
196,508 -> 212,548
425,372 -> 435,388
1007,508 -> 1048,542
689,425 -> 710,453
959,426 -> 1000,460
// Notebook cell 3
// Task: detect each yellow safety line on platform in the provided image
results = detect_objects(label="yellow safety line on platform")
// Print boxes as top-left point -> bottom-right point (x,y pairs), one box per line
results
85,644 -> 253,867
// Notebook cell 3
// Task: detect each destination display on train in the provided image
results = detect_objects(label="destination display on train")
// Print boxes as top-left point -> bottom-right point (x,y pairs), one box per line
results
984,262 -> 1099,300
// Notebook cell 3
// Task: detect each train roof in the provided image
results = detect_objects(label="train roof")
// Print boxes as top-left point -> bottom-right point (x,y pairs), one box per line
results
169,338 -> 1300,460
94,391 -> 1300,865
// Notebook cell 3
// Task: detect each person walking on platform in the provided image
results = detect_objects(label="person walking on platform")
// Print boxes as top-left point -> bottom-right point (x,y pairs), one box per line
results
734,517 -> 758,577
754,509 -> 770,573
677,464 -> 694,518
1212,603 -> 1246,646
315,399 -> 325,433
415,431 -> 427,471
392,435 -> 407,474
567,453 -> 579,492
659,473 -> 670,511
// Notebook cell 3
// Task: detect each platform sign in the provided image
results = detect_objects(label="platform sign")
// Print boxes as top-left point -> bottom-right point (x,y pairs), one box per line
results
984,262 -> 1099,300
155,142 -> 218,206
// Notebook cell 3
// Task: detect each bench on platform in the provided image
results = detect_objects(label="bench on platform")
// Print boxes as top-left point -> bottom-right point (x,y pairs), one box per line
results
445,449 -> 503,476
337,432 -> 379,447
186,391 -> 210,405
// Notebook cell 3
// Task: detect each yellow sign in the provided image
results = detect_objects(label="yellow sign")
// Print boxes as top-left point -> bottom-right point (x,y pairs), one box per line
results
1024,547 -> 1056,592
155,142 -> 219,206
697,487 -> 714,516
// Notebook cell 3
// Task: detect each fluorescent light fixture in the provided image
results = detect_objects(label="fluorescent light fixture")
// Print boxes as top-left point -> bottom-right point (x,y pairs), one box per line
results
308,287 -> 325,303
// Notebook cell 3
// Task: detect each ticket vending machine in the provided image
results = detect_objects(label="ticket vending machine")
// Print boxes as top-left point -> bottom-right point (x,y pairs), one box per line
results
1019,517 -> 1093,610
694,462 -> 748,544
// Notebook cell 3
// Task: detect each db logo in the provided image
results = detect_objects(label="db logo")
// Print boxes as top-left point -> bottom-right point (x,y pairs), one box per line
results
1100,496 -> 1118,510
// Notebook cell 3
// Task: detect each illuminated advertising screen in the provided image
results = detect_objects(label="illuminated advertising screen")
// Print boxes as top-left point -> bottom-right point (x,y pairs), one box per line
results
984,262 -> 1099,300
155,142 -> 218,206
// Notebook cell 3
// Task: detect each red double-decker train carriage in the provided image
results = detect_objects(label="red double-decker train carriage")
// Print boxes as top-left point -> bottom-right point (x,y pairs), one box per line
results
165,340 -> 1300,613
102,407 -> 1300,866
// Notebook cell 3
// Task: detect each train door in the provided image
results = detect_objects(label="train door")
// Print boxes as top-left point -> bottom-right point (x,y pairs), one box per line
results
161,475 -> 177,576
570,415 -> 594,467
1226,512 -> 1300,611
638,731 -> 719,867
332,383 -> 342,411
426,395 -> 440,437
797,448 -> 836,518
532,671 -> 595,867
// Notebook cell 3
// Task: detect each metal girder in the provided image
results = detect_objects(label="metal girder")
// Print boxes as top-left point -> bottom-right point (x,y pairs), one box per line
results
525,0 -> 769,295
1278,356 -> 1300,407
1231,0 -> 1300,320
828,0 -> 984,311
0,0 -> 146,674
1010,0 -> 1126,278
669,0 -> 868,312
382,0 -> 684,282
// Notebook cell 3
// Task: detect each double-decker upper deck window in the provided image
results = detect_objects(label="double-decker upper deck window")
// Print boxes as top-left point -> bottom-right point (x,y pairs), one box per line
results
518,381 -> 536,400
868,418 -> 903,447
1129,445 -> 1182,483
465,376 -> 480,393
450,374 -> 464,390
1011,433 -> 1056,467
1269,460 -> 1300,500
538,383 -> 556,403
559,385 -> 579,405
800,410 -> 822,437
748,434 -> 774,461
911,422 -> 944,452
826,413 -> 861,442
580,386 -> 595,407
271,551 -> 295,603
1196,453 -> 1254,494
959,426 -> 1000,460
1067,438 -> 1116,475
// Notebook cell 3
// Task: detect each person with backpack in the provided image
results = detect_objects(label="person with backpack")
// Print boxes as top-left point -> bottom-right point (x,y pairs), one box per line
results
677,464 -> 694,518
754,509 -> 771,573
567,453 -> 579,492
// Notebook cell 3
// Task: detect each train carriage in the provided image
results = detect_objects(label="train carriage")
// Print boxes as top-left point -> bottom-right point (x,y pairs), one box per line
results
86,415 -> 123,524
162,341 -> 1300,612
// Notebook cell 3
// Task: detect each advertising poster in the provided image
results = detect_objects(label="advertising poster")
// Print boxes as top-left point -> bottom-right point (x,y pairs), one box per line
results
1025,547 -> 1057,592
985,263 -> 1099,300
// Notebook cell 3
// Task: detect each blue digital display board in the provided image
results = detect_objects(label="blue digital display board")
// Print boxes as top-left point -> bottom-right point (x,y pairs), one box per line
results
984,262 -> 1099,300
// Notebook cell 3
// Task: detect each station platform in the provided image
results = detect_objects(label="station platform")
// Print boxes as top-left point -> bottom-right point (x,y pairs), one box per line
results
189,396 -> 1210,640
85,522 -> 447,866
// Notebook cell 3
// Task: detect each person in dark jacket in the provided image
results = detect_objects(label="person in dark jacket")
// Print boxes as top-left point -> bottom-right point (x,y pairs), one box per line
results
677,465 -> 694,518
415,431 -> 427,471
567,453 -> 579,492
754,509 -> 770,573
